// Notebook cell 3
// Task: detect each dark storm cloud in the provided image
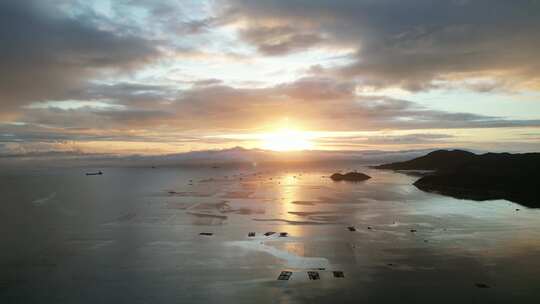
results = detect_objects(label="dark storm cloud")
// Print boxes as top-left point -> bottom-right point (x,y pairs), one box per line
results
0,0 -> 159,110
222,0 -> 540,90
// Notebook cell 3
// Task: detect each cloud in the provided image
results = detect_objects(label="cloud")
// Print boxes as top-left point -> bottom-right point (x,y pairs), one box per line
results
9,77 -> 540,136
1,0 -> 539,156
239,24 -> 325,55
191,79 -> 224,87
0,145 -> 433,168
74,82 -> 176,106
221,0 -> 540,91
277,77 -> 355,100
15,106 -> 174,131
0,0 -> 159,110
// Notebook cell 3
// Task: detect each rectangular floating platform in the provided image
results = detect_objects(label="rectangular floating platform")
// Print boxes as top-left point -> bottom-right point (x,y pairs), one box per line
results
277,271 -> 292,280
248,232 -> 256,237
279,232 -> 288,237
307,271 -> 320,280
199,232 -> 213,236
333,271 -> 345,278
264,232 -> 275,236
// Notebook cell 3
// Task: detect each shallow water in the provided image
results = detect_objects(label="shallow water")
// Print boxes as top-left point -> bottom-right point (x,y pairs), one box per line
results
1,164 -> 540,303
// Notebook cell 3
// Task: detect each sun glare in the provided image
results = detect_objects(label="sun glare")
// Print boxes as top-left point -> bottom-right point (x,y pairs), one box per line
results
261,129 -> 314,151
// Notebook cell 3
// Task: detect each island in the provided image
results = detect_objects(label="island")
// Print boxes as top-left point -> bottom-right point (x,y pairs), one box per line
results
330,172 -> 371,182
375,150 -> 540,208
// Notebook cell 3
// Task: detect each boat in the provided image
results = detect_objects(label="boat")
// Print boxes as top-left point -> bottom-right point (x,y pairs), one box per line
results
85,171 -> 103,176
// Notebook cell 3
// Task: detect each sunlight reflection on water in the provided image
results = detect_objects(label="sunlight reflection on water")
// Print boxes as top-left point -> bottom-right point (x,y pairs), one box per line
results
1,165 -> 540,303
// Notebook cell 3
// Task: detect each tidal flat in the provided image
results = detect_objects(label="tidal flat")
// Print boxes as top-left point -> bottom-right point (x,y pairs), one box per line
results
1,164 -> 540,303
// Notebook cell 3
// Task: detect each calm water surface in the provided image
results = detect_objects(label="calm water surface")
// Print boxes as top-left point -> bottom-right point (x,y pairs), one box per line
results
1,164 -> 540,303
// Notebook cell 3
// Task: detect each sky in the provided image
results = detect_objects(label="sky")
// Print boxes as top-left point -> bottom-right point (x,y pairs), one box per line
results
1,0 -> 540,157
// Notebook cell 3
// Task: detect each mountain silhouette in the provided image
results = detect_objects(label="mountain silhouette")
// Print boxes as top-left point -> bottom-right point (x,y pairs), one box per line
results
376,150 -> 540,207
374,149 -> 477,171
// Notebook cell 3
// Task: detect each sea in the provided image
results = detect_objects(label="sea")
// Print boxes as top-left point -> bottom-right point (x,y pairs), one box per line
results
1,163 -> 540,303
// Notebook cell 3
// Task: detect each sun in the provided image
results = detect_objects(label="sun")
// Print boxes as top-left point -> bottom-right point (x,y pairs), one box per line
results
260,128 -> 314,151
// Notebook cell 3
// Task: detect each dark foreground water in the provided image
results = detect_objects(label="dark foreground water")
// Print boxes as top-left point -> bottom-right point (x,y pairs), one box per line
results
1,164 -> 540,303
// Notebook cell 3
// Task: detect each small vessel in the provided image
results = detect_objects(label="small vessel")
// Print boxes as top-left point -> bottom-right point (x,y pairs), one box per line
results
85,171 -> 103,176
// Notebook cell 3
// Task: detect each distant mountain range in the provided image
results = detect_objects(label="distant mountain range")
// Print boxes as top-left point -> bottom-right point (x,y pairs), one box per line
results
0,147 -> 434,168
375,150 -> 540,207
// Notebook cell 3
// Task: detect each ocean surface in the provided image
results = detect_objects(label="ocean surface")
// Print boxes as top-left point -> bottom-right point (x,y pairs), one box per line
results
1,164 -> 540,303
